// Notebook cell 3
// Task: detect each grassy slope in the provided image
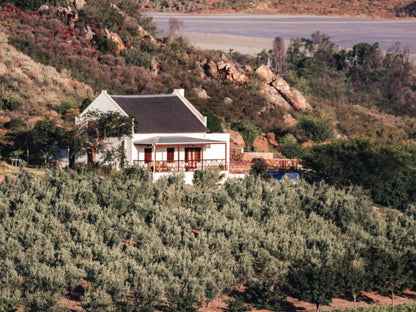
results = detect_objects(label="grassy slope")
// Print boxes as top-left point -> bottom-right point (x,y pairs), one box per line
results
0,29 -> 93,127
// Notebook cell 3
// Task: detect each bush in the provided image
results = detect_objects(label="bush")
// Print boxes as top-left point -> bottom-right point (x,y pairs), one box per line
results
206,112 -> 223,133
93,34 -> 118,55
297,115 -> 333,142
231,120 -> 261,151
280,133 -> 305,158
0,96 -> 23,111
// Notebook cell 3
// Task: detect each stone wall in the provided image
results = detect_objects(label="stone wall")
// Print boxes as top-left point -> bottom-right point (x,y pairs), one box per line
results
240,152 -> 274,162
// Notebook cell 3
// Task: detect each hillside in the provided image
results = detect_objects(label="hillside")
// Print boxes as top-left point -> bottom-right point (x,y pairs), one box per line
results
0,29 -> 92,128
0,0 -> 415,204
139,0 -> 416,18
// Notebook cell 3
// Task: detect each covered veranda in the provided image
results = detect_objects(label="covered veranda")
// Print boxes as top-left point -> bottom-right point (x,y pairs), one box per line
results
133,136 -> 228,173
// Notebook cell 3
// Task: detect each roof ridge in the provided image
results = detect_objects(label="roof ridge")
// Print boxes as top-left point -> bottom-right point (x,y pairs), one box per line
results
110,94 -> 174,98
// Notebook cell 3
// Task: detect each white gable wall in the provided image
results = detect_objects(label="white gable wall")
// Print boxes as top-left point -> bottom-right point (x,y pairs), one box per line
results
79,90 -> 128,118
76,90 -> 133,165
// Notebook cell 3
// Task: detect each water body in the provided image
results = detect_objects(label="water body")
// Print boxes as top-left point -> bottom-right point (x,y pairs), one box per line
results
147,12 -> 416,53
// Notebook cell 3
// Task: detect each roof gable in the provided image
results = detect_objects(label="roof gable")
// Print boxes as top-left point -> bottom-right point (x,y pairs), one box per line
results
110,94 -> 208,133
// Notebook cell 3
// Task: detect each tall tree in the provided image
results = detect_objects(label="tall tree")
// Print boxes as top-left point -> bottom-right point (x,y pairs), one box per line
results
76,111 -> 133,165
287,257 -> 339,312
273,36 -> 288,75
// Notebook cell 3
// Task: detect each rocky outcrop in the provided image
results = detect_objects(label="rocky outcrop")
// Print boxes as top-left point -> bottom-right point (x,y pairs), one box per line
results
204,59 -> 248,85
83,25 -> 95,40
202,59 -> 310,111
104,29 -> 125,54
253,136 -> 269,151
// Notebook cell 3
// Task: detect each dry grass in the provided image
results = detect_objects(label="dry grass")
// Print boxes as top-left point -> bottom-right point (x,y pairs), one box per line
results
0,28 -> 94,124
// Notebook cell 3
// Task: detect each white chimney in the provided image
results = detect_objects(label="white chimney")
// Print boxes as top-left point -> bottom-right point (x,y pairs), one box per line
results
173,89 -> 185,97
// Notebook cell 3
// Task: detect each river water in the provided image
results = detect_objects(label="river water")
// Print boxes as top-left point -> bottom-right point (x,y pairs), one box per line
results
147,12 -> 416,53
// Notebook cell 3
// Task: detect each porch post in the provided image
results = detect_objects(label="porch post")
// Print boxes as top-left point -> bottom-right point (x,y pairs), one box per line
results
201,145 -> 204,170
152,144 -> 156,175
224,142 -> 228,171
177,145 -> 180,172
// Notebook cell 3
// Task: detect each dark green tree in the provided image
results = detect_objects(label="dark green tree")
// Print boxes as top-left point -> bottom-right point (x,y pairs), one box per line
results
76,111 -> 133,165
287,257 -> 339,312
339,252 -> 367,309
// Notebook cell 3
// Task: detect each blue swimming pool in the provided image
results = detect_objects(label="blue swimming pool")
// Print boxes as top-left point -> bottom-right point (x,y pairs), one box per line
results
267,172 -> 299,181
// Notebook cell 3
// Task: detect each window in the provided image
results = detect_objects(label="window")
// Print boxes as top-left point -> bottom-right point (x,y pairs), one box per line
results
167,148 -> 174,163
144,148 -> 152,163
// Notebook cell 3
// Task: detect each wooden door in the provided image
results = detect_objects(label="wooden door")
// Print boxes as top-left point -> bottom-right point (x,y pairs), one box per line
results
185,147 -> 201,169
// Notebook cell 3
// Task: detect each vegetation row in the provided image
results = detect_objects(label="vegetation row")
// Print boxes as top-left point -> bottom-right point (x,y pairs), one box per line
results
1,168 -> 416,311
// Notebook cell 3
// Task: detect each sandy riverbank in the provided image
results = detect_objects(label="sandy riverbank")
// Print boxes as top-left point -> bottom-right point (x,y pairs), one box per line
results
184,32 -> 274,55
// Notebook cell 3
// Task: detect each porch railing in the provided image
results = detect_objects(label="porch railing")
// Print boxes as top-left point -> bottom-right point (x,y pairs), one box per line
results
133,159 -> 227,172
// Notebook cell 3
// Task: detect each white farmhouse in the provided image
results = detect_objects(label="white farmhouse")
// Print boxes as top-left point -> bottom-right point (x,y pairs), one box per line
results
79,89 -> 230,183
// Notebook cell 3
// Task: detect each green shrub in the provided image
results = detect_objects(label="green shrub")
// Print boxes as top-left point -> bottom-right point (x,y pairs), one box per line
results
93,34 -> 118,55
280,133 -> 305,158
206,112 -> 223,133
231,120 -> 261,151
297,115 -> 333,142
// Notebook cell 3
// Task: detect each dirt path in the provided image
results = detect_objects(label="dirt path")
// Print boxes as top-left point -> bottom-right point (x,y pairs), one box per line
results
201,290 -> 416,312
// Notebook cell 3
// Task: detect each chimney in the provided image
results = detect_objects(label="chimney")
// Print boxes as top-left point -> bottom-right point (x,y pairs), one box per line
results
173,89 -> 185,97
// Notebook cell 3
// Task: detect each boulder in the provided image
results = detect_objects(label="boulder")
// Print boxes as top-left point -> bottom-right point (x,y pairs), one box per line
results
282,114 -> 297,128
84,26 -> 95,40
267,132 -> 279,147
74,0 -> 86,9
271,75 -> 291,93
38,4 -> 50,14
272,76 -> 312,111
224,129 -> 245,148
193,87 -> 210,99
234,73 -> 249,85
253,136 -> 269,151
217,60 -> 227,71
223,97 -> 233,105
256,65 -> 274,84
261,85 -> 292,110
289,87 -> 312,111
205,60 -> 219,78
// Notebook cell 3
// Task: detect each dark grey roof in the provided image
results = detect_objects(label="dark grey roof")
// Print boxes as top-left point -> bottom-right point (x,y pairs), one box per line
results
110,94 -> 207,133
134,136 -> 226,145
